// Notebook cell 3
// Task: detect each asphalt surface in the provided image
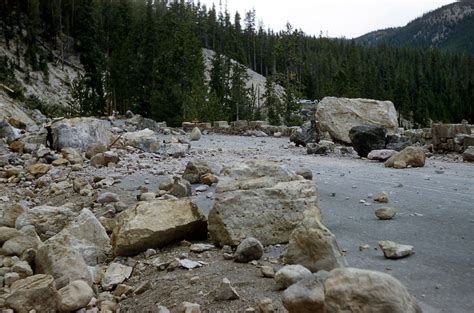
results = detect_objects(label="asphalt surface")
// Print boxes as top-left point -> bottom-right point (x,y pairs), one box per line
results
190,134 -> 474,313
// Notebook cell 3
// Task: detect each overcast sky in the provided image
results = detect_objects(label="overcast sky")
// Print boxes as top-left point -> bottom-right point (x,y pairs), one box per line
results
197,0 -> 455,38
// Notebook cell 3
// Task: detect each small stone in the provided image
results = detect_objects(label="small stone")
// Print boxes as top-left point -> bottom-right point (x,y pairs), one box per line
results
295,169 -> 313,180
178,259 -> 202,269
215,277 -> 240,301
195,185 -> 208,192
375,208 -> 396,220
177,301 -> 201,313
373,191 -> 389,203
134,280 -> 151,294
157,305 -> 171,313
261,265 -> 275,278
97,191 -> 120,204
190,243 -> 215,253
274,265 -> 313,290
101,262 -> 133,290
11,260 -> 33,278
114,284 -> 134,297
234,237 -> 264,263
259,298 -> 275,313
28,163 -> 49,176
139,192 -> 156,201
379,240 -> 414,259
58,280 -> 94,312
359,244 -> 370,251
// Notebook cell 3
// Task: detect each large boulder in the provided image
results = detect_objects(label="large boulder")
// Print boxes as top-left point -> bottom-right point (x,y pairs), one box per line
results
45,208 -> 111,265
316,97 -> 398,144
15,205 -> 77,240
182,160 -> 212,184
121,128 -> 160,153
283,210 -> 347,272
349,125 -> 387,158
50,117 -> 114,151
35,242 -> 93,286
208,160 -> 321,246
112,199 -> 207,256
324,268 -> 421,313
384,146 -> 426,169
5,275 -> 59,313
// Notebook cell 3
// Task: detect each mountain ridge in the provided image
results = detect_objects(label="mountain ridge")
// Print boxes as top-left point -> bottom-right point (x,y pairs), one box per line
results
356,1 -> 474,53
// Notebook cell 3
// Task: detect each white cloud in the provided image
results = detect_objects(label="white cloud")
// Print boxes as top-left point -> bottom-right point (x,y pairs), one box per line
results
197,0 -> 454,38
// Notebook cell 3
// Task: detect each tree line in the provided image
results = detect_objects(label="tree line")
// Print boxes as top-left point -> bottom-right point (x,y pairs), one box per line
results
1,0 -> 473,126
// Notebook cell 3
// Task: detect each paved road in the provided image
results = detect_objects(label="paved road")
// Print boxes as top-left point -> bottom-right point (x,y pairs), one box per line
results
191,134 -> 474,313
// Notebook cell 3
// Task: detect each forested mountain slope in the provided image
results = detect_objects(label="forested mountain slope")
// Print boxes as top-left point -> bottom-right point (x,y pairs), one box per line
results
1,0 -> 473,127
357,1 -> 474,53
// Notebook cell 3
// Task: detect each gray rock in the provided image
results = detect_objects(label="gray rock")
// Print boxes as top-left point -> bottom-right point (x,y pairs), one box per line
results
50,117 -> 113,151
97,192 -> 120,204
463,147 -> 474,162
215,277 -> 240,301
283,211 -> 347,272
101,262 -> 133,290
367,149 -> 397,161
15,205 -> 77,240
35,242 -> 93,286
306,140 -> 335,155
295,169 -> 313,180
5,274 -> 58,313
168,177 -> 192,198
375,208 -> 396,220
58,280 -> 94,312
208,160 -> 321,246
45,208 -> 111,265
61,147 -> 83,165
234,237 -> 263,263
379,241 -> 414,259
190,127 -> 202,141
282,276 -> 325,313
182,160 -> 212,184
324,268 -> 421,313
275,265 -> 313,290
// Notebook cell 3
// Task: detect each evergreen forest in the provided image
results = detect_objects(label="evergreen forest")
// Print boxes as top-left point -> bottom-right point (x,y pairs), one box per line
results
1,0 -> 473,126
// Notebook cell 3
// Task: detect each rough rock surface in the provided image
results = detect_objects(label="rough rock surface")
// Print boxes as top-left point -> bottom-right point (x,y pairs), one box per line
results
5,274 -> 58,313
50,117 -> 113,150
45,208 -> 111,265
182,160 -> 212,184
234,237 -> 264,263
367,149 -> 397,161
121,129 -> 160,153
316,97 -> 398,144
274,264 -> 313,290
112,199 -> 207,256
58,280 -> 94,312
283,210 -> 347,272
379,240 -> 415,259
15,205 -> 77,240
101,262 -> 133,290
375,208 -> 396,220
324,268 -> 421,313
35,242 -> 93,285
349,125 -> 387,158
282,276 -> 325,313
385,146 -> 426,168
208,160 -> 321,246
190,127 -> 202,141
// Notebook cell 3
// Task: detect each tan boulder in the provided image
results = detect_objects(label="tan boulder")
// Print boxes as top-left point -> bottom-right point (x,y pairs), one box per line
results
324,268 -> 421,313
283,210 -> 347,272
316,97 -> 398,144
5,274 -> 59,313
208,160 -> 321,246
385,146 -> 426,168
28,163 -> 50,176
112,199 -> 207,256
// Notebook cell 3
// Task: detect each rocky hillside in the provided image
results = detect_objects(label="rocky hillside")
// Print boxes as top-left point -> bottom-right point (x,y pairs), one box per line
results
202,49 -> 285,103
356,1 -> 474,53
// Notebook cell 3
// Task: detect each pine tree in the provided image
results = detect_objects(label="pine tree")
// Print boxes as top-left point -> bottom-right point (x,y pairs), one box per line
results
262,76 -> 281,125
